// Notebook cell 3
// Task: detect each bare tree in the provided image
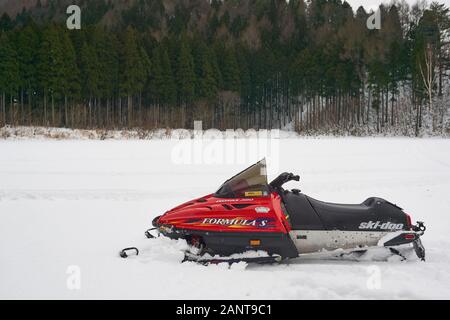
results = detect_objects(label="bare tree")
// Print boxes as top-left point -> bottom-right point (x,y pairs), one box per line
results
419,44 -> 437,116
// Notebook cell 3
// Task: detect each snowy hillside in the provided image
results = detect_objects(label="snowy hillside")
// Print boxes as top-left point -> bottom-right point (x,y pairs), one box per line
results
1,138 -> 450,299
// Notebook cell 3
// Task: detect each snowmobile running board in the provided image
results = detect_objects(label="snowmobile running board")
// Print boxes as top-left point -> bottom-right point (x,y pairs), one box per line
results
182,252 -> 283,265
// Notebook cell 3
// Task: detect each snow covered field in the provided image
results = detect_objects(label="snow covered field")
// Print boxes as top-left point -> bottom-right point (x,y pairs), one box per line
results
1,137 -> 450,299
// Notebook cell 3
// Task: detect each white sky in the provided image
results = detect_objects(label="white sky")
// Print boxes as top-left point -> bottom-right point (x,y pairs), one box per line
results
346,0 -> 450,11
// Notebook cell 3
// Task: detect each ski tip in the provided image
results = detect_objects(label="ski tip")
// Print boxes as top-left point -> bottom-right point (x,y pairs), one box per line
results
119,247 -> 139,258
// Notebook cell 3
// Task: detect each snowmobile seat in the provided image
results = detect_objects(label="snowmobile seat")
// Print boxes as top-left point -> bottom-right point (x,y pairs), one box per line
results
306,196 -> 379,231
282,192 -> 325,230
307,196 -> 374,215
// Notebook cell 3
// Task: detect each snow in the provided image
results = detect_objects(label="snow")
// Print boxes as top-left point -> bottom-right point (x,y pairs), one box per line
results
1,137 -> 450,299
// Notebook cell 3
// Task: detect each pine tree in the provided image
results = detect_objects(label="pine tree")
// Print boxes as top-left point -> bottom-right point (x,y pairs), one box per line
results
119,27 -> 146,95
80,40 -> 100,127
176,36 -> 196,103
149,46 -> 165,103
193,40 -> 217,99
138,47 -> 151,91
236,47 -> 251,126
90,29 -> 120,127
94,29 -> 119,100
237,47 -> 251,102
80,42 -> 99,101
60,29 -> 80,126
119,26 -> 146,126
0,33 -> 19,125
15,23 -> 39,124
0,13 -> 13,32
159,45 -> 177,105
149,44 -> 177,106
137,46 -> 151,123
222,47 -> 240,92
37,25 -> 65,125
210,42 -> 224,90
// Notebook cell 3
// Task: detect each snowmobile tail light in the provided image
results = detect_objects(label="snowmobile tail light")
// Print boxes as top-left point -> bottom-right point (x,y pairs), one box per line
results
250,239 -> 261,246
404,234 -> 416,240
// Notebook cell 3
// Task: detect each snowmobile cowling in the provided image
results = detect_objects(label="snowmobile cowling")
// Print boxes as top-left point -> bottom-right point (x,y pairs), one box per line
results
120,159 -> 426,264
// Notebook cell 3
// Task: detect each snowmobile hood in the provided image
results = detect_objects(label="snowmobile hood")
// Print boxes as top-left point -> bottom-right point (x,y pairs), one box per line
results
156,193 -> 288,233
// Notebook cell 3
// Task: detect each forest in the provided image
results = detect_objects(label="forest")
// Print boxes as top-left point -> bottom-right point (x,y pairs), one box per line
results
0,0 -> 449,136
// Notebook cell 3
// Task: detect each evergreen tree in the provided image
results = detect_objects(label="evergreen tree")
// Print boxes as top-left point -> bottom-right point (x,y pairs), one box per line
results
80,42 -> 99,101
15,23 -> 40,117
176,36 -> 196,103
160,45 -> 177,105
91,29 -> 115,100
150,45 -> 177,105
138,47 -> 151,91
236,46 -> 251,103
119,27 -> 146,98
118,26 -> 148,126
0,33 -> 20,124
149,46 -> 165,103
37,25 -> 65,125
60,29 -> 81,102
193,40 -> 217,99
0,13 -> 13,31
221,47 -> 240,92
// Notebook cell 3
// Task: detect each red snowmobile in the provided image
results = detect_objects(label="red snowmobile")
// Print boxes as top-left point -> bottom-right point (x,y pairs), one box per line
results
120,159 -> 426,264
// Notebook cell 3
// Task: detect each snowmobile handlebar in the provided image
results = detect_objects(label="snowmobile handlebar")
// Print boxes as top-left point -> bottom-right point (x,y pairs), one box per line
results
269,172 -> 300,190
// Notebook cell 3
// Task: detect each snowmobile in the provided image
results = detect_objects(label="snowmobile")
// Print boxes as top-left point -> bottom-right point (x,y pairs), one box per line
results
120,159 -> 426,264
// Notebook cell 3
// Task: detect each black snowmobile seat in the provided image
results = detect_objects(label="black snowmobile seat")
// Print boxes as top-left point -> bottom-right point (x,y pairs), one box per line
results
282,193 -> 377,231
306,196 -> 377,230
307,196 -> 374,217
282,191 -> 407,231
305,196 -> 403,231
282,192 -> 324,230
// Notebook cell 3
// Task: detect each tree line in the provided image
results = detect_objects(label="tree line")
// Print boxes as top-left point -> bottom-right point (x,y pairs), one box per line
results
0,0 -> 449,135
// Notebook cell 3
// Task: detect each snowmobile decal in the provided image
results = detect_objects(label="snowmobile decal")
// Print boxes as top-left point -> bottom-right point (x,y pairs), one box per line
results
199,217 -> 275,228
245,191 -> 263,197
215,198 -> 255,202
254,206 -> 271,213
176,217 -> 277,229
358,221 -> 404,231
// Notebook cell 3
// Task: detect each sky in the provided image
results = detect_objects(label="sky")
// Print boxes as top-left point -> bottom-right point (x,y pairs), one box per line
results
345,0 -> 450,11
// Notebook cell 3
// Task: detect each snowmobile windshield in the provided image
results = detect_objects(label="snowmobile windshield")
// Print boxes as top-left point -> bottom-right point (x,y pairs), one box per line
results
214,159 -> 270,198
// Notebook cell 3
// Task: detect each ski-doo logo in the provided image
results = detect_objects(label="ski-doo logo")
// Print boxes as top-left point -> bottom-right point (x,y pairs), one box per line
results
359,221 -> 404,230
201,217 -> 272,228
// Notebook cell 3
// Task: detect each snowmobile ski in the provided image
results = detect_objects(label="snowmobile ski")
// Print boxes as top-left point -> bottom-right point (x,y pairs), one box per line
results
182,252 -> 282,265
145,227 -> 158,239
119,247 -> 139,258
